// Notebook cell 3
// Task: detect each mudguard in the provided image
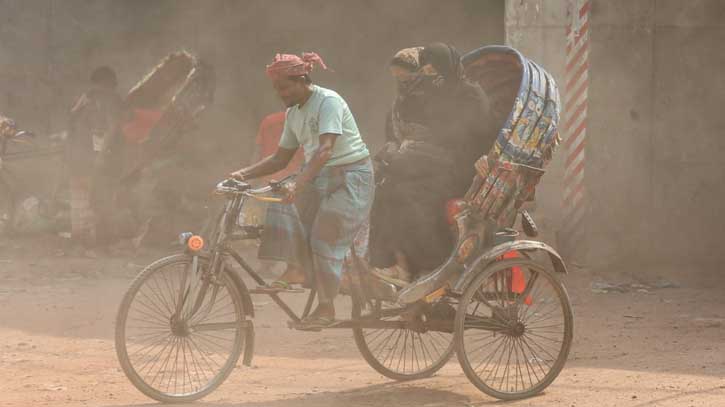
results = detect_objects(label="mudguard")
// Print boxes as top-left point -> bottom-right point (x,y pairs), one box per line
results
451,239 -> 567,294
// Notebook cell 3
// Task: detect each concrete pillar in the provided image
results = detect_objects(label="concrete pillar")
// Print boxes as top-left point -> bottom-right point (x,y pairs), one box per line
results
506,0 -> 725,268
504,0 -> 572,257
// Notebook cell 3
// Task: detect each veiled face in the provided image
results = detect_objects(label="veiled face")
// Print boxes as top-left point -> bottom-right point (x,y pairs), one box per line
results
390,65 -> 421,95
389,65 -> 415,82
420,63 -> 438,77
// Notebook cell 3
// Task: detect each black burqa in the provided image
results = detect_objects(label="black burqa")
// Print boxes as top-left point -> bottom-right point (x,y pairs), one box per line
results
369,43 -> 498,276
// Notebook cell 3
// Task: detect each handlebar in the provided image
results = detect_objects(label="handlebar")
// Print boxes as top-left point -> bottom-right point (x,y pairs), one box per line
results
14,130 -> 35,138
215,175 -> 295,203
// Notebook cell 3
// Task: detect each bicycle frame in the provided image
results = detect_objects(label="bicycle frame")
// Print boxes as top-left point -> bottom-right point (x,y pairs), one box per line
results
179,181 -> 459,333
181,187 -> 317,324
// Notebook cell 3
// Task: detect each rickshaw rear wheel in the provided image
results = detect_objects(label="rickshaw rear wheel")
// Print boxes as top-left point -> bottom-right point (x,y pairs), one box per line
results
454,258 -> 573,400
352,297 -> 455,381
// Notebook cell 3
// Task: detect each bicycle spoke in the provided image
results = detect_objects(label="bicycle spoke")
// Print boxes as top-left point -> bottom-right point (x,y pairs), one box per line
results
381,328 -> 404,368
519,334 -> 552,378
483,336 -> 511,383
370,328 -> 397,360
516,337 -> 540,387
358,298 -> 453,377
137,334 -> 176,376
476,336 -> 508,378
129,332 -> 174,359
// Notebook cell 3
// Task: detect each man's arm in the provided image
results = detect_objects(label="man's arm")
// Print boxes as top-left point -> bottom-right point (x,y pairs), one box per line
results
231,146 -> 297,181
233,112 -> 297,181
282,133 -> 336,202
280,96 -> 345,201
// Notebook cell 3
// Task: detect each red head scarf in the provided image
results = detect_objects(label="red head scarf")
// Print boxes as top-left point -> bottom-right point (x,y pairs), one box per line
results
265,52 -> 328,79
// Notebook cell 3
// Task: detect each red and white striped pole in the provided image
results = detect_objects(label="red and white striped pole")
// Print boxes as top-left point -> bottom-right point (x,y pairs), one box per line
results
559,0 -> 591,259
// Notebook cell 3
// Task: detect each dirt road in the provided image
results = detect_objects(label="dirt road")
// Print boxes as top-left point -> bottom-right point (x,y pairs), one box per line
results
1,237 -> 724,406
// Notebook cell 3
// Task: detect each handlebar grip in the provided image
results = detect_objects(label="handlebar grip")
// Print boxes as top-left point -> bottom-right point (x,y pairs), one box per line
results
254,196 -> 284,203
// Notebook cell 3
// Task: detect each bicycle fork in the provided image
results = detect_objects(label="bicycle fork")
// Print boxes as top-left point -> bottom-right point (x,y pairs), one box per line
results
173,250 -> 223,325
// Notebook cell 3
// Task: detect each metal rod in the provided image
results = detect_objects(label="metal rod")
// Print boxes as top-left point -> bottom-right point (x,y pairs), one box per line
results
321,319 -> 455,332
268,293 -> 302,322
192,321 -> 251,332
301,290 -> 316,319
225,248 -> 266,286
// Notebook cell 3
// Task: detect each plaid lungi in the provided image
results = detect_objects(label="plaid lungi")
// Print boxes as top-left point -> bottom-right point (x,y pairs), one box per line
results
258,159 -> 374,302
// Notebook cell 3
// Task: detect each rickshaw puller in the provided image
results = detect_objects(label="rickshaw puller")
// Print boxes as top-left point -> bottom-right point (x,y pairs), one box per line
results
231,52 -> 374,330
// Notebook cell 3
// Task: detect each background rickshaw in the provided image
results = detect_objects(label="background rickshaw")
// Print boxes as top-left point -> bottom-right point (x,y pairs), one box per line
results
2,51 -> 215,239
121,51 -> 215,184
116,51 -> 215,243
114,45 -> 573,402
0,115 -> 62,234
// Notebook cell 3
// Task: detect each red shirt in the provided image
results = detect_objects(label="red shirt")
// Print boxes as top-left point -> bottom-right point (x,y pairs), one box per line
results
256,112 -> 304,180
122,109 -> 163,144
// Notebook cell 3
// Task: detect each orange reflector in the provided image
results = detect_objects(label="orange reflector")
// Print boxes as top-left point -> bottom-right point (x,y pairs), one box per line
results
501,251 -> 532,305
187,235 -> 204,251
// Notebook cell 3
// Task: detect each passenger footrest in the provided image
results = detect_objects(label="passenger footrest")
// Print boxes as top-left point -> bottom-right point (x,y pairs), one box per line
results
250,286 -> 305,294
286,319 -> 345,331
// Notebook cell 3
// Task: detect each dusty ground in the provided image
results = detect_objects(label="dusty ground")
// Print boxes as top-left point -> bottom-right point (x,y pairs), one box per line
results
1,235 -> 724,407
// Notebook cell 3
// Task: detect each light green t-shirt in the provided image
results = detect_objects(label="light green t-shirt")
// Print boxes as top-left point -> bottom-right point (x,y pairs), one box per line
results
279,85 -> 370,166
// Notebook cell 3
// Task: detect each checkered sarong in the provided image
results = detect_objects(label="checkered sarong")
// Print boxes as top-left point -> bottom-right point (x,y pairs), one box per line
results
258,159 -> 374,301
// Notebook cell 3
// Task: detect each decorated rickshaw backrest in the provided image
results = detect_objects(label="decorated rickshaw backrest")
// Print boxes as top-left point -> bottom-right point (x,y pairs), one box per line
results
120,51 -> 215,181
461,46 -> 561,228
124,51 -> 215,140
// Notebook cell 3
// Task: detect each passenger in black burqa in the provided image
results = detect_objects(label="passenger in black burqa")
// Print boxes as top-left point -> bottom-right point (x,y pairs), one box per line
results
369,42 -> 499,285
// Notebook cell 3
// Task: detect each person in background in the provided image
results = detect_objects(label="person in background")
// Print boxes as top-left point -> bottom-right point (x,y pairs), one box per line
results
254,111 -> 305,178
67,66 -> 126,250
247,111 -> 305,276
369,43 -> 498,285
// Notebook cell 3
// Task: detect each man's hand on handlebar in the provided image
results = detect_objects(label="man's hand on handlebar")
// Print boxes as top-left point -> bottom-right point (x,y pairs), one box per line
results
280,181 -> 297,204
229,169 -> 248,181
220,172 -> 296,203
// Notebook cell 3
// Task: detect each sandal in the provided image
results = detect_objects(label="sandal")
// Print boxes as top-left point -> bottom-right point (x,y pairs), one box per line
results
294,315 -> 336,331
270,280 -> 293,290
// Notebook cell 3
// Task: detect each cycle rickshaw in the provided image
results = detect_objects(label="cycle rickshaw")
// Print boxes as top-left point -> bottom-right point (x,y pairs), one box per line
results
114,46 -> 573,402
0,115 -> 62,234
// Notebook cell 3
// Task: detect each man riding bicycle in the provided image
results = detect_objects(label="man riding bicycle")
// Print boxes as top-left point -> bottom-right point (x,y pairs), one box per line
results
230,52 -> 374,330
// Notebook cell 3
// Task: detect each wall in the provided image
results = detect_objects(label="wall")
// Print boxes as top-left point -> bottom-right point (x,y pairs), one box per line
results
505,0 -> 725,267
504,0 -> 568,239
0,0 -> 504,172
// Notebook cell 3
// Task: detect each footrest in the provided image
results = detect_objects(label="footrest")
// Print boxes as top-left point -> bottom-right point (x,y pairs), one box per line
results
287,319 -> 344,331
250,286 -> 305,294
